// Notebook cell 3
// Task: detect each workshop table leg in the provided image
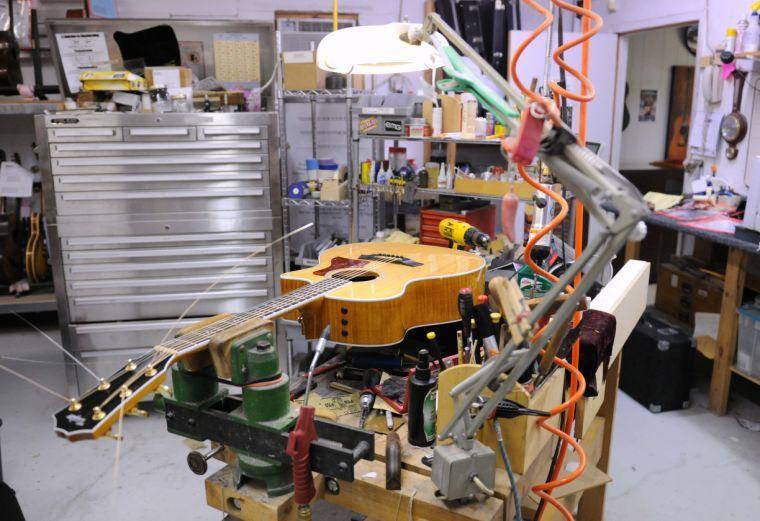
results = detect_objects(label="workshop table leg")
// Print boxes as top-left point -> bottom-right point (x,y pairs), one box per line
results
708,247 -> 747,415
576,354 -> 622,521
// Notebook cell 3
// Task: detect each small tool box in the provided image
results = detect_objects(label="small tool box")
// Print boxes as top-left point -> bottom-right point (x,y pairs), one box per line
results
620,311 -> 694,413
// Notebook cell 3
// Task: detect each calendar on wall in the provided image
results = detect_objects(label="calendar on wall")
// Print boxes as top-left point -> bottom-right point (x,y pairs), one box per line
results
213,33 -> 261,89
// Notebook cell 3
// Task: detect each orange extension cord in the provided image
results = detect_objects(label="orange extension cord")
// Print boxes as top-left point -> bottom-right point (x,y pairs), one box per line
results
506,1 -> 602,519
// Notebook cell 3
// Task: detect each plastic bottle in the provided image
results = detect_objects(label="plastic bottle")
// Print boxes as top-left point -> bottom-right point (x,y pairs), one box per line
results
437,162 -> 448,189
460,92 -> 478,139
726,27 -> 737,54
737,14 -> 749,51
743,12 -> 760,53
306,158 -> 319,182
432,106 -> 443,136
376,160 -> 390,184
407,349 -> 438,447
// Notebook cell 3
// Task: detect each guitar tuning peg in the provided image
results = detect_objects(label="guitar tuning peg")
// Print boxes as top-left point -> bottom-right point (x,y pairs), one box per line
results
97,378 -> 111,391
104,429 -> 124,441
158,385 -> 173,398
126,408 -> 148,418
67,398 -> 82,412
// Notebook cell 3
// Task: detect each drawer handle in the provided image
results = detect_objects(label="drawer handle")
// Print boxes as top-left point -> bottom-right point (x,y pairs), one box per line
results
53,128 -> 116,137
67,245 -> 266,260
65,232 -> 267,246
68,258 -> 268,273
203,127 -> 261,136
56,172 -> 265,184
60,188 -> 265,200
55,155 -> 264,166
129,127 -> 190,136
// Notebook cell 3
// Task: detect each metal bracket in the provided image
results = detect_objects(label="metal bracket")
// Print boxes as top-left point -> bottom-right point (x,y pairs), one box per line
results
164,396 -> 374,482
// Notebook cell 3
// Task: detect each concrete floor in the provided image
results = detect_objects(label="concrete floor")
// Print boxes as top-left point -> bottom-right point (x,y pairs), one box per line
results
1,312 -> 759,520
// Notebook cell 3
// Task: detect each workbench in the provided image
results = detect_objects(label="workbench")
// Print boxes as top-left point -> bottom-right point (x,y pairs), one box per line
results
625,213 -> 760,415
203,260 -> 651,521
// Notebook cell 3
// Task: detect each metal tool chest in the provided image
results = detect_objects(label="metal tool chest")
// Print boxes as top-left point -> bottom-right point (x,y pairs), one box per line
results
35,112 -> 282,391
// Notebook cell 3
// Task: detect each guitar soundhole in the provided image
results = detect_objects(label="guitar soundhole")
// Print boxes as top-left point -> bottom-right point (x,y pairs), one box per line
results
331,270 -> 378,282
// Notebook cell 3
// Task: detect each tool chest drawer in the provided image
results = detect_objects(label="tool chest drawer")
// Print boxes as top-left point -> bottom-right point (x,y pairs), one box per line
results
52,170 -> 269,192
54,210 -> 277,238
68,289 -> 273,323
69,318 -> 206,351
49,139 -> 265,157
50,153 -> 268,175
54,187 -> 271,215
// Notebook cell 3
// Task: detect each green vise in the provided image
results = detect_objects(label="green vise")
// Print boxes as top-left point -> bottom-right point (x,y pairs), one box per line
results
167,328 -> 298,497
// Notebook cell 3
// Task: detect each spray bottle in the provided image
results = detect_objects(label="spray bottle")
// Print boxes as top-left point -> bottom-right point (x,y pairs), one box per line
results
407,349 -> 438,447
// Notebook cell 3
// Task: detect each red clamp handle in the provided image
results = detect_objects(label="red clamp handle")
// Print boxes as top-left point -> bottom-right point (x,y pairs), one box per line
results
286,405 -> 319,505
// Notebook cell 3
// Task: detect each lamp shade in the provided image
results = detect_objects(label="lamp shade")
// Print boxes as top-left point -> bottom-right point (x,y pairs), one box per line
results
316,23 -> 443,75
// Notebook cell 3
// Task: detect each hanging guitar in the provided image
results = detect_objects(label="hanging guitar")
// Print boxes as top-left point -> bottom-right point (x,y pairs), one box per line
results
53,242 -> 486,440
25,211 -> 48,282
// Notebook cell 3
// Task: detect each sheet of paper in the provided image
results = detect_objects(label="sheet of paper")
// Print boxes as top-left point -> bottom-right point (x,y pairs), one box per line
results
151,68 -> 181,89
643,191 -> 683,211
213,33 -> 260,88
55,32 -> 111,93
693,312 -> 720,341
688,110 -> 721,158
0,162 -> 34,198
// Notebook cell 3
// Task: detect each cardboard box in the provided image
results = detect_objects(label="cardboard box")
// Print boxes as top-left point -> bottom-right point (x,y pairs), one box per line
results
320,179 -> 348,201
145,66 -> 192,89
454,177 -> 551,200
282,51 -> 326,90
423,94 -> 462,133
655,262 -> 723,325
440,93 -> 462,133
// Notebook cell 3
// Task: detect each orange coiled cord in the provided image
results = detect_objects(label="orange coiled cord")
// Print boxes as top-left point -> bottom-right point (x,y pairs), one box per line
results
507,1 -> 602,519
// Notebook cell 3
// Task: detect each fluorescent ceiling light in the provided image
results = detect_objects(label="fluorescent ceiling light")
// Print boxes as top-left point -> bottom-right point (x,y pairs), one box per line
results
316,23 -> 444,75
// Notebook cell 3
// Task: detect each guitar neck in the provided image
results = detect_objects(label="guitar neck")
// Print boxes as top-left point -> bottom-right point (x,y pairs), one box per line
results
158,277 -> 348,354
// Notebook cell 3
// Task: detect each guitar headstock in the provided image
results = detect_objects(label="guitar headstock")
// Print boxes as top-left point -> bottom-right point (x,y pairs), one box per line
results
53,353 -> 172,441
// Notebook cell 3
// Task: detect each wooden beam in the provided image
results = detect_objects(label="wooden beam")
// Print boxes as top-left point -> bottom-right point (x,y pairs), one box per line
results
709,247 -> 748,414
576,260 -> 650,436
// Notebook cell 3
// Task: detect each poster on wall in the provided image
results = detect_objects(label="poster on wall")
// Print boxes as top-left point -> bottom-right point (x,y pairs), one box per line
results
638,89 -> 657,122
179,41 -> 206,79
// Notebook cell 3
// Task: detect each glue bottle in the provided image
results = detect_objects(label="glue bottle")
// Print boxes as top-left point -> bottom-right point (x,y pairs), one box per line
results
407,349 -> 438,447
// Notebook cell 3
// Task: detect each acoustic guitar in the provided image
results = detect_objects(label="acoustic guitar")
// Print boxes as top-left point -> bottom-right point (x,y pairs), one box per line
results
54,242 -> 486,440
25,212 -> 48,283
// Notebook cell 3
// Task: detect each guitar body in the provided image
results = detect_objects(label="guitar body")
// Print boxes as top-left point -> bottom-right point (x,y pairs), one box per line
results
281,242 -> 486,346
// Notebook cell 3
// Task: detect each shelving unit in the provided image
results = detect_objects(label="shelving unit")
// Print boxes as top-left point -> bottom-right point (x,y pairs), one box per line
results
277,77 -> 371,270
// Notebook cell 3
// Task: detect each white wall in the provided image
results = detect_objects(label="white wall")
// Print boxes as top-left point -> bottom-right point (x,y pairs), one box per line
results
620,27 -> 696,169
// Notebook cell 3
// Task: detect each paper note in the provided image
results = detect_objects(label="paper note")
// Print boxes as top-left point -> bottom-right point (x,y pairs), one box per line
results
213,33 -> 260,88
643,191 -> 683,211
693,312 -> 720,341
0,162 -> 34,197
55,32 -> 111,93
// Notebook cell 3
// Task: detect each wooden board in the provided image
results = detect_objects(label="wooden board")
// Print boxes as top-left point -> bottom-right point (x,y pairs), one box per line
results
325,459 -> 504,521
576,260 -> 650,437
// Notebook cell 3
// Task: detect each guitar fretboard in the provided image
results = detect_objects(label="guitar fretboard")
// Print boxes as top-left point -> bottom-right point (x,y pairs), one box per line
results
159,277 -> 349,354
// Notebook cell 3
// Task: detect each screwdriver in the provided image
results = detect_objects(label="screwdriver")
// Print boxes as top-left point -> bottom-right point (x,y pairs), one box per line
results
425,331 -> 446,371
359,369 -> 381,429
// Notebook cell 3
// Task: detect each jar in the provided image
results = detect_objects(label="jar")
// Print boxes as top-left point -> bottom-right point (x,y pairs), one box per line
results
388,147 -> 407,172
405,118 -> 431,138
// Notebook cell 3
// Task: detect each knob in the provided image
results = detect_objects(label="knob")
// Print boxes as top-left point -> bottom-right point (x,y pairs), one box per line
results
187,445 -> 224,475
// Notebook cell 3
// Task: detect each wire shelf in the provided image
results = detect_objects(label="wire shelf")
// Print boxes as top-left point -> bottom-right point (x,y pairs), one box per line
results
280,89 -> 372,102
282,197 -> 351,208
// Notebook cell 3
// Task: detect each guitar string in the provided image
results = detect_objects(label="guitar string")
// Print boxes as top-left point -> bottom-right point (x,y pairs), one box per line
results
0,363 -> 70,402
95,253 -> 405,413
12,311 -> 102,382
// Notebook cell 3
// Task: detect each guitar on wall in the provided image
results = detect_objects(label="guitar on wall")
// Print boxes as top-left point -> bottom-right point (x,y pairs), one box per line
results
53,242 -> 486,440
25,211 -> 48,283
